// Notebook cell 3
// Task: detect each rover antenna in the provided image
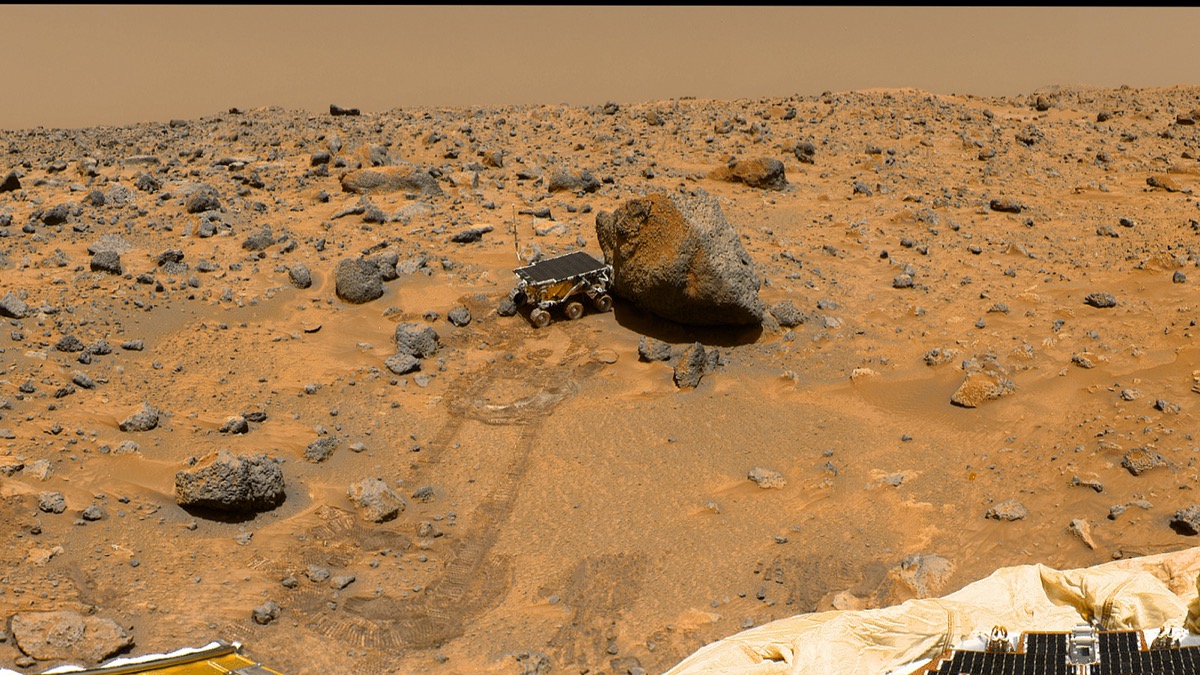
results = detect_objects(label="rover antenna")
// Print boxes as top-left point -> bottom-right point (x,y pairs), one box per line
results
511,204 -> 521,263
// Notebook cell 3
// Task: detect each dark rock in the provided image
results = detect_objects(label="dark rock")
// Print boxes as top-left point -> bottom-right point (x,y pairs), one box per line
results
311,150 -> 331,166
989,197 -> 1023,213
287,263 -> 312,289
55,334 -> 85,352
90,250 -> 123,275
545,168 -> 601,193
447,306 -> 472,327
330,104 -> 361,116
347,477 -> 406,523
595,190 -> 763,326
175,450 -> 285,512
985,499 -> 1028,521
497,298 -> 518,317
394,323 -> 440,358
1174,270 -> 1187,284
41,203 -> 71,226
134,172 -> 160,192
451,225 -> 494,243
794,141 -> 817,164
1154,399 -> 1182,414
340,166 -> 442,196
9,610 -> 133,664
892,274 -> 914,289
708,157 -> 788,190
305,436 -> 339,463
0,170 -> 20,192
119,403 -> 160,432
72,372 -> 95,389
1084,292 -> 1117,308
241,225 -> 274,251
184,185 -> 221,213
81,504 -> 105,521
334,257 -> 385,304
1172,504 -> 1200,535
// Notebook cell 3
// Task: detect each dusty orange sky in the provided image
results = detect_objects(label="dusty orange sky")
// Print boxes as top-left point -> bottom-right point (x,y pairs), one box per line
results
3,5 -> 1199,131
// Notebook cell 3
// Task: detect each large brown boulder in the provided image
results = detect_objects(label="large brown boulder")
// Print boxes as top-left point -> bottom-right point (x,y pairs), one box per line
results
340,165 -> 442,196
595,189 -> 764,326
9,610 -> 133,664
708,157 -> 788,190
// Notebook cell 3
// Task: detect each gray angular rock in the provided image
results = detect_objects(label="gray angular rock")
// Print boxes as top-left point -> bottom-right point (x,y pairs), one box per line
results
394,322 -> 440,358
220,415 -> 249,434
252,600 -> 282,625
748,467 -> 786,489
595,190 -> 764,326
545,167 -> 601,193
384,352 -> 421,375
305,436 -> 339,463
38,491 -> 67,513
0,291 -> 28,318
674,342 -> 714,389
119,403 -> 160,432
1084,292 -> 1117,308
184,185 -> 221,213
90,249 -> 123,275
347,477 -> 406,523
638,336 -> 673,362
1172,505 -> 1200,535
55,334 -> 85,352
768,300 -> 806,328
134,172 -> 160,192
287,263 -> 312,289
451,225 -> 494,243
334,257 -> 384,304
174,450 -> 285,513
241,225 -> 274,251
985,499 -> 1028,521
447,305 -> 472,327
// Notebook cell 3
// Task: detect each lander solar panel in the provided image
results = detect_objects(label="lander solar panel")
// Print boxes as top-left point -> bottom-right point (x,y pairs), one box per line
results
924,629 -> 1200,674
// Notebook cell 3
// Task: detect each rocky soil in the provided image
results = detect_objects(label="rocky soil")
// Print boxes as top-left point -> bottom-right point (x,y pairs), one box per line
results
2,85 -> 1200,673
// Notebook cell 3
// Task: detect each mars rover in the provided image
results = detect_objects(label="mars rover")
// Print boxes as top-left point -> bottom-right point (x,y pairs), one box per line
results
508,250 -> 614,328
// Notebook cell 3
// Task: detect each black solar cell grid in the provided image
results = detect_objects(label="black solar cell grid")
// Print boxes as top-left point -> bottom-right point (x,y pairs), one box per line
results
514,251 -> 606,284
930,632 -> 1200,675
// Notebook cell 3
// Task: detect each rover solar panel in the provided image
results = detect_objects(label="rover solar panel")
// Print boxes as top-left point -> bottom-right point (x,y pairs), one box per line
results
514,251 -> 608,285
918,625 -> 1200,674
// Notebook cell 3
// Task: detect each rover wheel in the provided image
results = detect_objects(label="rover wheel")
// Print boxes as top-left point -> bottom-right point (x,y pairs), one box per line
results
530,308 -> 552,328
593,294 -> 613,312
565,302 -> 584,320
